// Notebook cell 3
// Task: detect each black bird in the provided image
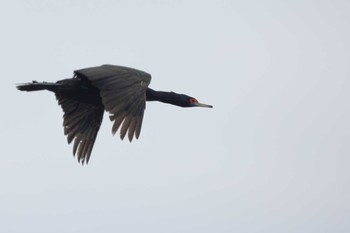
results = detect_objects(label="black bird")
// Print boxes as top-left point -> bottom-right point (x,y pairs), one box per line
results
16,65 -> 212,164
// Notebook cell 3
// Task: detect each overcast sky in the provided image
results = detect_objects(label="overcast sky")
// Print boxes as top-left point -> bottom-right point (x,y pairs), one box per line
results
1,0 -> 349,232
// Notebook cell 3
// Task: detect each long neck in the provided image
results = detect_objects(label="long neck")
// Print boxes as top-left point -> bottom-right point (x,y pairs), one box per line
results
146,88 -> 187,107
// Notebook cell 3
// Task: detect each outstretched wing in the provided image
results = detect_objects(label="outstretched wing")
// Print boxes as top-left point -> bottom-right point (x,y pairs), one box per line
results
74,65 -> 151,141
56,94 -> 104,164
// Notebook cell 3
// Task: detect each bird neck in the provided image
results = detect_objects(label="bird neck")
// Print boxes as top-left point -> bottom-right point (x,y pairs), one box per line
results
146,88 -> 187,107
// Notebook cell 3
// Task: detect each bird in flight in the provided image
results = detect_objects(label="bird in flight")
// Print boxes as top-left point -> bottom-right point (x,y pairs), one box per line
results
17,65 -> 213,164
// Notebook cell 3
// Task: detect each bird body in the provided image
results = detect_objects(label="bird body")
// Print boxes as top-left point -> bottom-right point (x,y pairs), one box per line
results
17,65 -> 212,164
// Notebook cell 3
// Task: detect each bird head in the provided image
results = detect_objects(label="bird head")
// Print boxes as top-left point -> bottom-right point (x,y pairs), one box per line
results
187,96 -> 213,108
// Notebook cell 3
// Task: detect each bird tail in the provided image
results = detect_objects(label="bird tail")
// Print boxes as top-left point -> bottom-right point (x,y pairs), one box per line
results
16,81 -> 59,92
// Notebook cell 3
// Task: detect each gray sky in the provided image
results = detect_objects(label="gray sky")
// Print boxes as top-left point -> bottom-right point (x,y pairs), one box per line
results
1,0 -> 349,232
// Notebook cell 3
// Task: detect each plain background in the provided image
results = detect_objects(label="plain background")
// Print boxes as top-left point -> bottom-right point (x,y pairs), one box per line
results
1,0 -> 349,232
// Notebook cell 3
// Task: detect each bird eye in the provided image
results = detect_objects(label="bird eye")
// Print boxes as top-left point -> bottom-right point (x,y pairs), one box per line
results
189,98 -> 198,104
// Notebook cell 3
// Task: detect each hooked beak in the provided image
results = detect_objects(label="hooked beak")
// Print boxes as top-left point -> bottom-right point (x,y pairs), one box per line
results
193,102 -> 213,108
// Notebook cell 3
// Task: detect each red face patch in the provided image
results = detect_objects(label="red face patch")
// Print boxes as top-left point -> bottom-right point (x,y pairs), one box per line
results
189,98 -> 198,104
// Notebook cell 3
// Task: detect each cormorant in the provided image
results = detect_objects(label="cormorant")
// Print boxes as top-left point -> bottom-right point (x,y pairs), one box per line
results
16,65 -> 213,164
